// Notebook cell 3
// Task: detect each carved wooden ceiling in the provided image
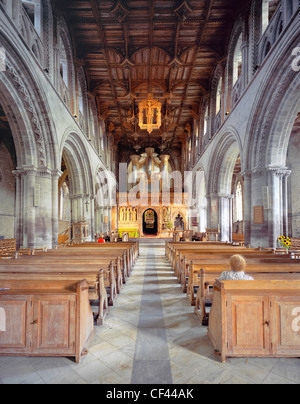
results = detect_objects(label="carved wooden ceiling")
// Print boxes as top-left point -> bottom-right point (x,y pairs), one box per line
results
52,0 -> 249,157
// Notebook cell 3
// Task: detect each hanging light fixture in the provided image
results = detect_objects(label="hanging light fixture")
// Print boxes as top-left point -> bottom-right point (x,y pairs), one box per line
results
138,94 -> 162,134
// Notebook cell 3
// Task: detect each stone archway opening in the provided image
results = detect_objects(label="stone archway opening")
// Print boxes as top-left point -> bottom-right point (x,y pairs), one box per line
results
0,102 -> 17,241
287,112 -> 300,239
58,133 -> 94,244
143,209 -> 158,236
58,155 -> 71,244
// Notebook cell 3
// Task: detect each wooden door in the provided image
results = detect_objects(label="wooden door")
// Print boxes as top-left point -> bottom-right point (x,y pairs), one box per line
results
32,294 -> 76,356
0,295 -> 33,354
226,295 -> 271,357
272,295 -> 300,357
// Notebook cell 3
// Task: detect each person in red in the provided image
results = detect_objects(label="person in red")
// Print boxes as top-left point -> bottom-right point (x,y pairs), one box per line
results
97,235 -> 105,243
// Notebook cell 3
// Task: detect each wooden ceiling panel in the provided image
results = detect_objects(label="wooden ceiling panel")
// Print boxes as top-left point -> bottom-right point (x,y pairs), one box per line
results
53,0 -> 249,155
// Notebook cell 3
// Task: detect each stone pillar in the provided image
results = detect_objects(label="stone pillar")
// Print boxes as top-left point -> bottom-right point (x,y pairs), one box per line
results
13,166 -> 56,249
250,169 -> 269,248
13,170 -> 22,250
267,168 -> 292,248
282,170 -> 291,237
242,170 -> 252,247
218,193 -> 233,242
206,193 -> 219,229
268,168 -> 284,248
52,169 -> 63,249
89,195 -> 95,241
70,194 -> 84,225
103,207 -> 109,233
25,168 -> 36,249
94,206 -> 101,235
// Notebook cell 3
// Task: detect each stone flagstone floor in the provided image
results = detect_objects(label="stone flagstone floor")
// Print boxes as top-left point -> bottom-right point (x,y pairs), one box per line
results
0,240 -> 299,384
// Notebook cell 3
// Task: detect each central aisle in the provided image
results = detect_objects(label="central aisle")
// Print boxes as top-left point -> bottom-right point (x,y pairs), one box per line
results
131,241 -> 173,384
92,240 -> 215,384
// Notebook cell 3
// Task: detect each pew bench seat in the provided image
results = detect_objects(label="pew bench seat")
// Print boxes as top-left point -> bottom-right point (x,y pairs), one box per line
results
194,270 -> 300,326
0,279 -> 95,363
208,280 -> 300,363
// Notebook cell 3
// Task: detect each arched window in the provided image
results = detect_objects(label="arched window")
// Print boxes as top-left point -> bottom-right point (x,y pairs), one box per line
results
78,81 -> 84,114
22,0 -> 41,36
195,123 -> 199,154
233,34 -> 243,86
216,78 -> 222,115
59,37 -> 69,88
236,181 -> 243,222
100,121 -> 105,154
262,0 -> 281,34
203,105 -> 209,137
264,41 -> 271,57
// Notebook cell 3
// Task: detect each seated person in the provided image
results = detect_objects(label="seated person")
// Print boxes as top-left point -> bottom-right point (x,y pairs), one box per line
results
97,235 -> 105,243
218,255 -> 254,281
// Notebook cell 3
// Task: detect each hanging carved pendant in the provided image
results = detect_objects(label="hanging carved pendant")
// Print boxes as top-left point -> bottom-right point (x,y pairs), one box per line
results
138,94 -> 162,134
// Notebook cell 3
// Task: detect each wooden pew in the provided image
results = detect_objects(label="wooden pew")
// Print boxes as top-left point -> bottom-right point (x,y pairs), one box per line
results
68,241 -> 139,257
180,251 -> 288,292
27,249 -> 130,286
232,233 -> 245,246
66,242 -> 139,270
0,279 -> 95,363
208,280 -> 300,363
188,259 -> 300,305
168,244 -> 253,271
0,256 -> 118,300
191,257 -> 300,325
172,247 -> 265,280
165,241 -> 235,262
58,235 -> 69,245
195,269 -> 300,326
0,264 -> 111,326
33,241 -> 138,280
0,239 -> 16,254
0,242 -> 138,324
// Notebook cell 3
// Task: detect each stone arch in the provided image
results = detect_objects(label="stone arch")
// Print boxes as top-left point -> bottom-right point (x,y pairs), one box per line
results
245,41 -> 300,171
265,78 -> 300,168
207,128 -> 242,195
0,32 -> 58,169
206,129 -> 242,242
59,131 -> 95,239
142,208 -> 159,236
0,82 -> 35,167
60,131 -> 93,198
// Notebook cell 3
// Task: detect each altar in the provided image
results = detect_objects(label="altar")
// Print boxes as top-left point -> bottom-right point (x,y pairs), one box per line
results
116,148 -> 189,238
117,201 -> 188,238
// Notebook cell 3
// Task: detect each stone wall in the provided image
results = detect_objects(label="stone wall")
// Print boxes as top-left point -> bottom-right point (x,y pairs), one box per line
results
0,143 -> 15,239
